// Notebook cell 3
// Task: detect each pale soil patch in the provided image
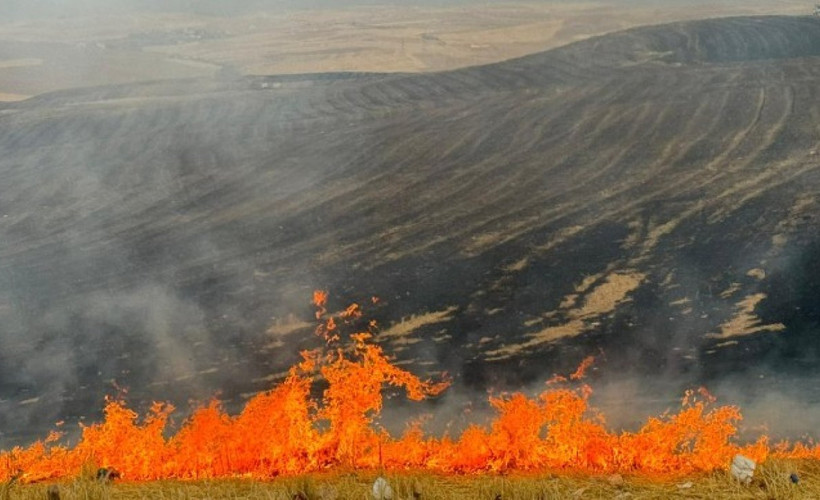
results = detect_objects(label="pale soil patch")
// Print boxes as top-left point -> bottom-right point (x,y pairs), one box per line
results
465,232 -> 506,254
265,315 -> 313,350
163,57 -> 222,71
559,294 -> 580,309
266,317 -> 312,337
503,257 -> 529,273
575,272 -> 644,318
462,218 -> 544,257
640,203 -> 706,255
0,92 -> 30,102
576,274 -> 604,294
535,225 -> 585,252
771,195 -> 815,251
0,1 -> 812,99
708,293 -> 785,339
0,48 -> 217,97
487,271 -> 645,359
0,58 -> 42,69
772,233 -> 788,247
720,283 -> 742,299
380,307 -> 457,343
621,219 -> 644,249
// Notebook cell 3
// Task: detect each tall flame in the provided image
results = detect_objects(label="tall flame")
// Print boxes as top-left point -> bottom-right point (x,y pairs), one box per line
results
0,292 -> 817,483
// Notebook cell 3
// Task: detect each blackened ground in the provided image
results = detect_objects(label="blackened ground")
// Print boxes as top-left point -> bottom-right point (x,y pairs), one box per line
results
2,15 -> 820,445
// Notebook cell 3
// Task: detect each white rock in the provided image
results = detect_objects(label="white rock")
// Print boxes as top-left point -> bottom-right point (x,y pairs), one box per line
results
372,477 -> 393,500
730,454 -> 756,484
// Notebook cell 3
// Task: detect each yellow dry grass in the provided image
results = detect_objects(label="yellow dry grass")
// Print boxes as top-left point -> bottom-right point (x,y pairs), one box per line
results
3,459 -> 818,499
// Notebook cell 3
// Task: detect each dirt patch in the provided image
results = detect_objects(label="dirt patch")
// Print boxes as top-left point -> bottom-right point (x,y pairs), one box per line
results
0,1 -> 813,98
0,92 -> 30,102
487,271 -> 645,359
265,316 -> 313,349
0,58 -> 42,69
708,293 -> 785,339
380,307 -> 457,345
576,272 -> 645,319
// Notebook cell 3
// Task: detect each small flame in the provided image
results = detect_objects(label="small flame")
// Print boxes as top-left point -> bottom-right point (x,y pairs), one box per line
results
570,355 -> 595,381
0,292 -> 818,482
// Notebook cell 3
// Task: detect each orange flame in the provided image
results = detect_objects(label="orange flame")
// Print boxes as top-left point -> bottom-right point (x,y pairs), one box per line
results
570,355 -> 595,381
1,292 -> 818,482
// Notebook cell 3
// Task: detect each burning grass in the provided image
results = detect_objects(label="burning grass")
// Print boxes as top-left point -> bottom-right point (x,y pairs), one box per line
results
4,291 -> 820,491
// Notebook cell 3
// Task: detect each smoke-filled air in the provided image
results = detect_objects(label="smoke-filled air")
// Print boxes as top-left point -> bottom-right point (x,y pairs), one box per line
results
3,0 -> 820,497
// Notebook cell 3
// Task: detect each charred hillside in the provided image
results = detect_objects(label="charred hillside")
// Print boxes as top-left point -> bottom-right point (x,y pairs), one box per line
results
2,15 -> 820,444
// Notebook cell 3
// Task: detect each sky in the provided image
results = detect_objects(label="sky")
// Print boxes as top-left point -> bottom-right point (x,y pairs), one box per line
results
3,0 -> 454,18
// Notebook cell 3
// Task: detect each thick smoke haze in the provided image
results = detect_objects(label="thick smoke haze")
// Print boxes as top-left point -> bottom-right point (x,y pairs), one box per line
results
2,0 -> 820,450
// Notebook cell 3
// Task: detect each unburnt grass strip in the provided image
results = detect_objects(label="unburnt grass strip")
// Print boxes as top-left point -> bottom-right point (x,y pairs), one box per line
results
3,459 -> 819,499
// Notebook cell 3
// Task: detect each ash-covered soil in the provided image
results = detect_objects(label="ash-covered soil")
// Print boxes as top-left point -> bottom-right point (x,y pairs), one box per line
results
3,15 -> 820,445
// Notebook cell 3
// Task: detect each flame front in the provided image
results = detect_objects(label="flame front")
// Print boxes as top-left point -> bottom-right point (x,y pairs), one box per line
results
0,292 -> 816,482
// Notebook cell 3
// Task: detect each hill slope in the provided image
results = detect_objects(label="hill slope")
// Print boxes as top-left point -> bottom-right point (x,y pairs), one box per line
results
2,15 -> 820,444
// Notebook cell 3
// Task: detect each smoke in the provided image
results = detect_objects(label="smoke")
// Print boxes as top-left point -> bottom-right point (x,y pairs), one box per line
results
2,0 -> 820,451
0,283 -> 208,443
0,73 -> 323,446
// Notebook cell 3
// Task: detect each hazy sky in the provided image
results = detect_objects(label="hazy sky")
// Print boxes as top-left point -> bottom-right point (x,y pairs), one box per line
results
3,0 -> 463,18
1,0 -> 687,19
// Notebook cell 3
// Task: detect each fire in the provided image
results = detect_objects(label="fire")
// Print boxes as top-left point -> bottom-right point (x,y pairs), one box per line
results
1,291 -> 818,482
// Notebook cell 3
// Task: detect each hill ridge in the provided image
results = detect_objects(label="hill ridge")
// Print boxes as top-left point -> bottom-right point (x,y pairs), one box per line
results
2,14 -> 820,446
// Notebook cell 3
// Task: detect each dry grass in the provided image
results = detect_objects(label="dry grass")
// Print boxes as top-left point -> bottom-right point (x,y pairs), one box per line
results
3,459 -> 818,499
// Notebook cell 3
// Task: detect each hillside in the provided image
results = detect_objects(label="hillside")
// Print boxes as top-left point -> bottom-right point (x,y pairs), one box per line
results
2,15 -> 820,445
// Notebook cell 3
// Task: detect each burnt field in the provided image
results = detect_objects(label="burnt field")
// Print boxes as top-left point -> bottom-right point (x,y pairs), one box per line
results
2,15 -> 820,446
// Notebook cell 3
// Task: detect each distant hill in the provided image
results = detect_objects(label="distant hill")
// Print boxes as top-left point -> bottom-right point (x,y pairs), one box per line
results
2,15 -> 820,445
